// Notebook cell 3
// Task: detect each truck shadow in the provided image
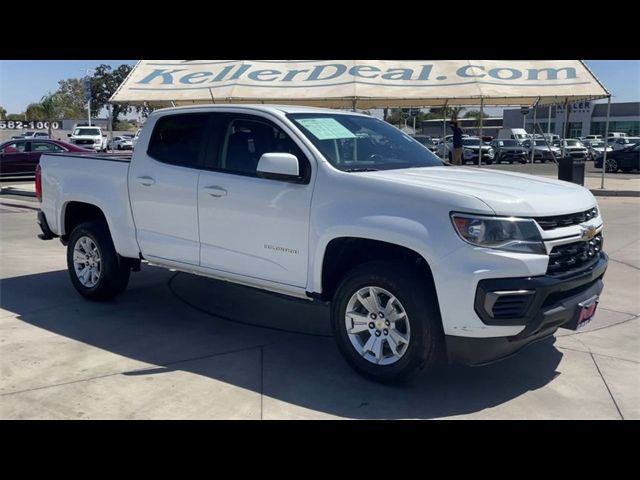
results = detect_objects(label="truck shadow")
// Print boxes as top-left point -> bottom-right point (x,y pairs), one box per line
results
1,267 -> 563,419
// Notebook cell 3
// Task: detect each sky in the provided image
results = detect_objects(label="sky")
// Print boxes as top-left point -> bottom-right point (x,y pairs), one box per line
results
0,60 -> 638,116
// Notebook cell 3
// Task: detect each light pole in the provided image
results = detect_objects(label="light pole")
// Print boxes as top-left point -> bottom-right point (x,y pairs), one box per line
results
81,68 -> 95,126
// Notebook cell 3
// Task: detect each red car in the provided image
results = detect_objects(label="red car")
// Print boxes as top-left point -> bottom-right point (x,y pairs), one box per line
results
0,138 -> 93,177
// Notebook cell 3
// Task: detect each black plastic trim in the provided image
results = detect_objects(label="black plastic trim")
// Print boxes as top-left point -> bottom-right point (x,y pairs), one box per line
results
36,210 -> 57,240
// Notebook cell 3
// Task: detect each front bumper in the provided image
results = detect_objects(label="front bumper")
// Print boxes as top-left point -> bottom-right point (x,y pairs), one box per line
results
446,252 -> 608,366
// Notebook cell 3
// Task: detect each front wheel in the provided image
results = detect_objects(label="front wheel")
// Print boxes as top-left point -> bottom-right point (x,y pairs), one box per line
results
67,221 -> 131,301
331,261 -> 443,383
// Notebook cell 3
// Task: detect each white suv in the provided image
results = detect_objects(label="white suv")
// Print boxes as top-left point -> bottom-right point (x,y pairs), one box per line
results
67,126 -> 108,152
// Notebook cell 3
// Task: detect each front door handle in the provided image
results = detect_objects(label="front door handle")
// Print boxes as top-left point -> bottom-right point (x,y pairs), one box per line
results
203,186 -> 227,197
136,176 -> 155,186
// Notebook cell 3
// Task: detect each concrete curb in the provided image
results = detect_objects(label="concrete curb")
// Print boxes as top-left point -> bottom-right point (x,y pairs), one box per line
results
590,189 -> 640,197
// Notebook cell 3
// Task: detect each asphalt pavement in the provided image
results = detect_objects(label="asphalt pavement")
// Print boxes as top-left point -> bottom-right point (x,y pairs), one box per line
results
0,195 -> 638,419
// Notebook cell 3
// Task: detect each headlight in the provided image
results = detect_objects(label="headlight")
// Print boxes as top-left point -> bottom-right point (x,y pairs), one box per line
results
487,148 -> 494,157
451,213 -> 546,254
94,139 -> 101,144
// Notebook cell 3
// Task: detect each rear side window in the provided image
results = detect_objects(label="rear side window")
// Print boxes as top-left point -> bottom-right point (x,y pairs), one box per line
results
31,142 -> 56,152
1,142 -> 26,153
148,113 -> 208,168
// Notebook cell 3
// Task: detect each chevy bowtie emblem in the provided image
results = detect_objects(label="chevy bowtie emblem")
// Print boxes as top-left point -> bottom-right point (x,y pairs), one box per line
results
580,225 -> 597,241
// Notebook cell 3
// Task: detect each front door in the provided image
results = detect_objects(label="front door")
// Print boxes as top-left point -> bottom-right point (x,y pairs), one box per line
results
197,113 -> 314,287
0,140 -> 29,175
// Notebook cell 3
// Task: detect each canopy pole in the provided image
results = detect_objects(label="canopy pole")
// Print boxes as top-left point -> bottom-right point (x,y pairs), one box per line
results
478,98 -> 484,168
529,100 -> 539,175
547,104 -> 552,135
352,99 -> 357,112
561,99 -> 570,162
108,103 -> 113,153
600,95 -> 612,189
442,100 -> 448,160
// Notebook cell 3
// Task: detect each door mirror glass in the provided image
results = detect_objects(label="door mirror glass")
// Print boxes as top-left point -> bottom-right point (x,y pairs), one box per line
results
256,153 -> 300,182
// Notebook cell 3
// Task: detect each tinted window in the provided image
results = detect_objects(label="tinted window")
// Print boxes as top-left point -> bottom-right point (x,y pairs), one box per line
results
148,113 -> 208,168
74,128 -> 101,136
1,142 -> 26,153
218,117 -> 309,178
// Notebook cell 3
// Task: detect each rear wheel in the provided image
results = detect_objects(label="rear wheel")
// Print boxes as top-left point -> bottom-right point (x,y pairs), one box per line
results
67,221 -> 130,301
605,158 -> 619,173
331,261 -> 443,383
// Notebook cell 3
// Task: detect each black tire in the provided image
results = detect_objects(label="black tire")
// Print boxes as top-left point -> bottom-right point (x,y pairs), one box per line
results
448,152 -> 452,162
117,144 -> 122,150
67,221 -> 130,301
331,261 -> 443,384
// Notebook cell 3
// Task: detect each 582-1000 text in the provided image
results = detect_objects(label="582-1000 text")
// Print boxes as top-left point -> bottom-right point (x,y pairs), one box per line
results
0,121 -> 61,130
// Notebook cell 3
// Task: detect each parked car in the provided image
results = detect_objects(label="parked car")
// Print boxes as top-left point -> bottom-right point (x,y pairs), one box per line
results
522,139 -> 562,162
497,128 -> 529,142
22,131 -> 50,139
594,143 -> 640,173
584,135 -> 602,141
607,132 -> 627,138
459,137 -> 495,164
413,136 -> 439,153
108,136 -> 134,150
584,140 -> 613,161
558,139 -> 589,160
490,139 -> 528,164
36,104 -> 607,383
0,139 -> 92,177
67,126 -> 108,152
608,136 -> 640,151
436,134 -> 470,157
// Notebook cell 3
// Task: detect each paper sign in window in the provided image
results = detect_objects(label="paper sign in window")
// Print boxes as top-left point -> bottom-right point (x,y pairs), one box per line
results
296,118 -> 356,140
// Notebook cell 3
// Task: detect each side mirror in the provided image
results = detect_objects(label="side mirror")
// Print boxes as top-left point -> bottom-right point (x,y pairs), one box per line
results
256,153 -> 301,182
67,133 -> 71,137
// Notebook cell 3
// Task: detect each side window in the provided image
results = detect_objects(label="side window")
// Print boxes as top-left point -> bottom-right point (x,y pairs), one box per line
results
217,117 -> 310,179
1,142 -> 26,153
147,113 -> 208,168
31,142 -> 55,152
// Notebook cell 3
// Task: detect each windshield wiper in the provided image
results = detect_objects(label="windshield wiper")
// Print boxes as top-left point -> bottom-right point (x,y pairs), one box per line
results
344,167 -> 379,172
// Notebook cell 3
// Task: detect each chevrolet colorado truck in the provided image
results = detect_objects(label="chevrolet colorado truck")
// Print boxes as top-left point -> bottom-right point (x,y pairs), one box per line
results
36,105 -> 608,382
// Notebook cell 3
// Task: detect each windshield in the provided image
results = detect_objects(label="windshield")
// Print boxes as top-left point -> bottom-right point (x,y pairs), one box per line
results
74,128 -> 101,136
502,140 -> 518,146
565,140 -> 583,147
462,138 -> 481,146
288,113 -> 443,171
589,141 -> 604,147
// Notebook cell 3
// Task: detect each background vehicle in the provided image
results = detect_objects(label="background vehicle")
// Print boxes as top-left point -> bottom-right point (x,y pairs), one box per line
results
0,139 -> 92,177
522,139 -> 562,162
595,143 -> 640,172
584,140 -> 613,161
37,104 -> 607,383
459,137 -> 495,164
608,136 -> 640,151
67,126 -> 108,152
413,135 -> 439,153
558,139 -> 589,160
490,139 -> 528,164
497,128 -> 529,142
108,136 -> 134,150
436,134 -> 470,157
607,132 -> 627,138
584,135 -> 602,141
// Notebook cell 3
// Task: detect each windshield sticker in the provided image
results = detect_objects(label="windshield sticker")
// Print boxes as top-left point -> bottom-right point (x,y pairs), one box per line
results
296,118 -> 356,140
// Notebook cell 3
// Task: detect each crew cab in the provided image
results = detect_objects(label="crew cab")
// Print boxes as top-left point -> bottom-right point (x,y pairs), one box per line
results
36,105 -> 608,383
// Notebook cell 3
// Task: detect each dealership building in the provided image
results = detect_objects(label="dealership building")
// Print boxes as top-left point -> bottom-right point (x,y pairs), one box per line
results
503,101 -> 640,137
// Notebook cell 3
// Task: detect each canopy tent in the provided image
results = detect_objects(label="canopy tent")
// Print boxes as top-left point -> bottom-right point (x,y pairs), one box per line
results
109,60 -> 613,188
110,60 -> 609,108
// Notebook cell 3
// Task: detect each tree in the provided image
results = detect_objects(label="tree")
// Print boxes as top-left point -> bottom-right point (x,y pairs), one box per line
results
6,113 -> 24,121
38,93 -> 65,138
463,109 -> 489,128
26,103 -> 46,121
90,64 -> 140,129
0,106 -> 6,120
428,106 -> 466,119
56,78 -> 88,119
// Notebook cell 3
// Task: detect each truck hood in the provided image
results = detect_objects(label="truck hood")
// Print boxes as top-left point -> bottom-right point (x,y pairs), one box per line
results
367,166 -> 595,217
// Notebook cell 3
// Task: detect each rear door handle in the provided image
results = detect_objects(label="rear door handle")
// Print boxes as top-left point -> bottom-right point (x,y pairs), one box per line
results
136,176 -> 155,186
203,186 -> 227,197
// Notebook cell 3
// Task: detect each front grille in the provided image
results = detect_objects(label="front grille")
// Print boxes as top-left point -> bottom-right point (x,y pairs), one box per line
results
492,294 -> 533,319
534,207 -> 598,230
75,139 -> 94,145
546,234 -> 603,276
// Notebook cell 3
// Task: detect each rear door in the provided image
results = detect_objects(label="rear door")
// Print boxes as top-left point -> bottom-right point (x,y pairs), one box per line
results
128,112 -> 210,265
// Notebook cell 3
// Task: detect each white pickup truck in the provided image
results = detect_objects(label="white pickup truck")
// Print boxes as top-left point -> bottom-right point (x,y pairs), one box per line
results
67,125 -> 108,152
36,105 -> 608,382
